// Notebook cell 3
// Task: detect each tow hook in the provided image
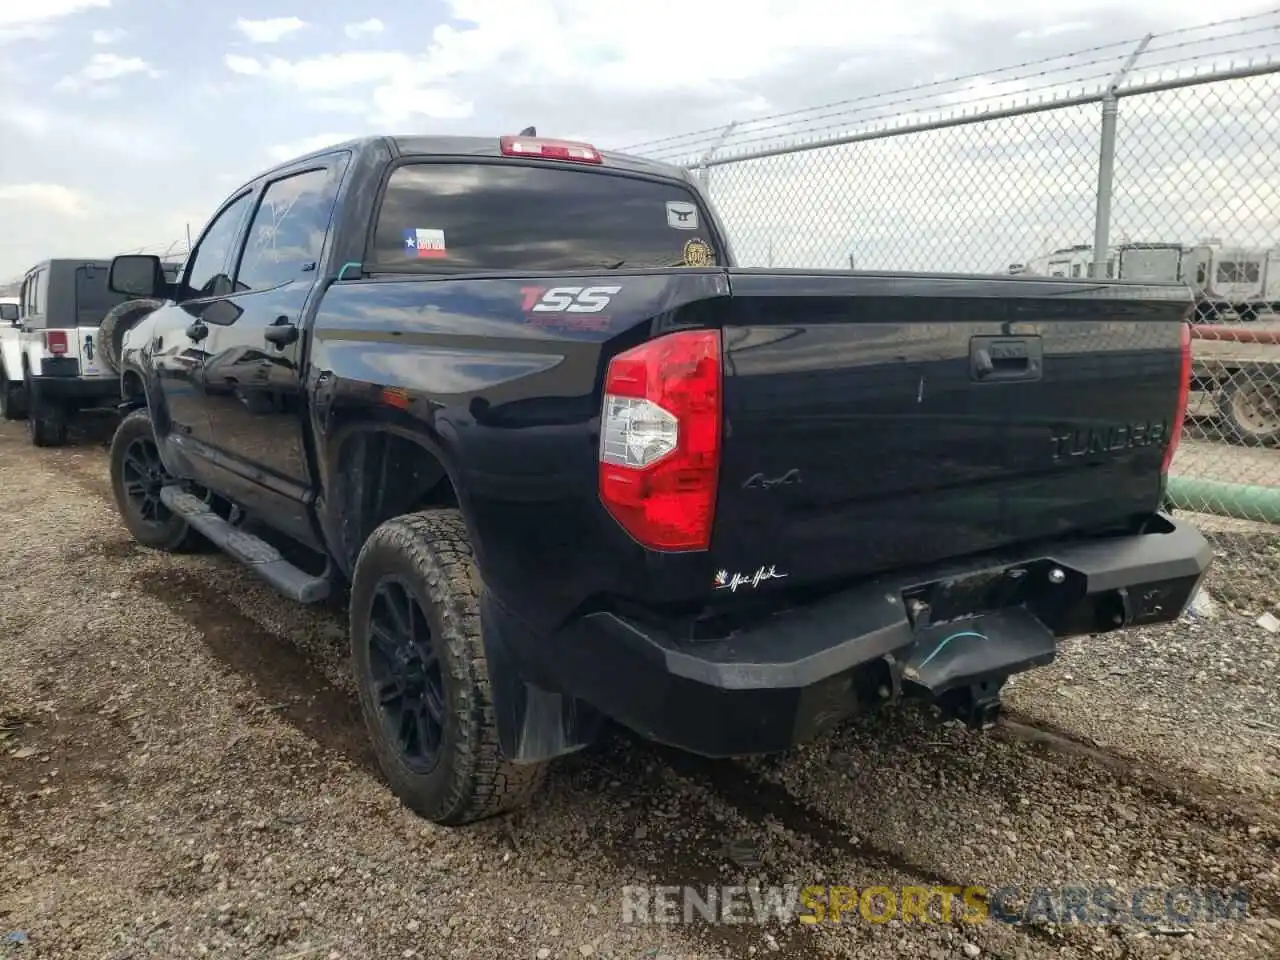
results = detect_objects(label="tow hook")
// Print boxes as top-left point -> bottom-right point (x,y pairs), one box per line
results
938,682 -> 1004,729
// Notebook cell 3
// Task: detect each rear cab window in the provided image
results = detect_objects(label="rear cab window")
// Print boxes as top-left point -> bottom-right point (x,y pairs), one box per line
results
75,264 -> 135,327
368,161 -> 719,273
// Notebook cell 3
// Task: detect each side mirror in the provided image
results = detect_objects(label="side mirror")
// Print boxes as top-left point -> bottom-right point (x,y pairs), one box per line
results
0,304 -> 18,324
109,254 -> 165,298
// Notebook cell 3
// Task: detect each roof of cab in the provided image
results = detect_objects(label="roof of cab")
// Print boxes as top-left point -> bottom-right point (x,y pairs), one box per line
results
389,135 -> 690,179
265,134 -> 690,183
23,258 -> 115,275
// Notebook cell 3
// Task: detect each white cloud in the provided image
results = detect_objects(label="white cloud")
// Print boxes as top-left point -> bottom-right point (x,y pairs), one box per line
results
56,52 -> 162,91
0,183 -> 87,218
343,18 -> 384,40
229,0 -> 1271,127
223,50 -> 473,123
0,0 -> 109,31
233,16 -> 306,44
91,27 -> 126,44
224,54 -> 262,76
0,1 -> 110,42
3,0 -> 1277,282
265,133 -> 357,163
1015,21 -> 1092,41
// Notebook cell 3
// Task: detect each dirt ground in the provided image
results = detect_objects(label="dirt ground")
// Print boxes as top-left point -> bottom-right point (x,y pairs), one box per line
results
1,415 -> 1278,960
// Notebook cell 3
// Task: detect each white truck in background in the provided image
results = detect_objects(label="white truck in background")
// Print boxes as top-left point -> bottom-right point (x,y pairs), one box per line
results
0,259 -> 178,445
1015,240 -> 1280,320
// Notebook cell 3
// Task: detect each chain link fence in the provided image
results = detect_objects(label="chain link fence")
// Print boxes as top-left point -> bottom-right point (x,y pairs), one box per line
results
623,10 -> 1280,547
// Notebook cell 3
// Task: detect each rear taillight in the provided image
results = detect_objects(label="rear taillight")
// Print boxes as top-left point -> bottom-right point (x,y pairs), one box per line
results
44,331 -> 68,356
598,330 -> 722,551
499,136 -> 603,164
1162,319 -> 1192,475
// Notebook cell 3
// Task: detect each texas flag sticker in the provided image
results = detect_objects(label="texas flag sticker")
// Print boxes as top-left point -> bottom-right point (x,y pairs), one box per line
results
402,228 -> 447,258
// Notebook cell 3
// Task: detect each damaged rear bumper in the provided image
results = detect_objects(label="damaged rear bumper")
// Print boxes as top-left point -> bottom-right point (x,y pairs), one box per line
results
490,514 -> 1211,760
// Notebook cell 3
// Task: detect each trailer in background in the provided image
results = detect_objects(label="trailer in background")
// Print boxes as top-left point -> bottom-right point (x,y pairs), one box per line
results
1016,239 -> 1279,321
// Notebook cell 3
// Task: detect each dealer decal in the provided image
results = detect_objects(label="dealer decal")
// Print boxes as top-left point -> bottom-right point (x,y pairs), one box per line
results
682,238 -> 714,267
666,200 -> 699,231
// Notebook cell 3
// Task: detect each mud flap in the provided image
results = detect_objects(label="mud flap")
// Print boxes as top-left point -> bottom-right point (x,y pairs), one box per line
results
480,590 -> 606,762
902,607 -> 1057,727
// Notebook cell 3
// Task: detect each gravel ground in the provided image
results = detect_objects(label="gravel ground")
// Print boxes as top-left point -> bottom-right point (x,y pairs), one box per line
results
2,416 -> 1279,960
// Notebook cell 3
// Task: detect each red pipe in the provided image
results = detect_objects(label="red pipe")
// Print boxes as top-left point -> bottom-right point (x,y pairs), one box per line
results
1190,325 -> 1280,344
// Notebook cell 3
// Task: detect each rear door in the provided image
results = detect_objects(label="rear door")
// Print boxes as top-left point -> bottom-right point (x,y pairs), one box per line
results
708,271 -> 1192,589
71,264 -> 125,378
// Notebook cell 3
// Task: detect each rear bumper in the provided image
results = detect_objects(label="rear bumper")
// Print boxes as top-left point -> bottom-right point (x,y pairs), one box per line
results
29,366 -> 117,405
514,514 -> 1211,757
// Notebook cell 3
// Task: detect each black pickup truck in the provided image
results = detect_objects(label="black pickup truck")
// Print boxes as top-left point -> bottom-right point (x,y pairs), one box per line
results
103,133 -> 1210,825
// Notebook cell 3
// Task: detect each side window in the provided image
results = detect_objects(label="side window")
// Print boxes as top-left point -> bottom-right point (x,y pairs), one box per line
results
235,166 -> 337,293
1071,264 -> 1082,278
35,270 -> 48,317
185,193 -> 254,299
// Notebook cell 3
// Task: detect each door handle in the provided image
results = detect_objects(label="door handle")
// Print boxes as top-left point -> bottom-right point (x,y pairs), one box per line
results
186,321 -> 209,342
264,317 -> 299,347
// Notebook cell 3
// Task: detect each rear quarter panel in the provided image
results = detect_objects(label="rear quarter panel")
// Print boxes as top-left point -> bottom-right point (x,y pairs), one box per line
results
307,270 -> 730,632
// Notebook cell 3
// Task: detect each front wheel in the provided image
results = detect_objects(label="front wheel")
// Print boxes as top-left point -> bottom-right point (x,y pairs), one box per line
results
109,409 -> 203,551
350,509 -> 547,825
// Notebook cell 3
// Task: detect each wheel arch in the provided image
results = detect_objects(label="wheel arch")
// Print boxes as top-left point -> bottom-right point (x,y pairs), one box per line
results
322,423 -> 478,580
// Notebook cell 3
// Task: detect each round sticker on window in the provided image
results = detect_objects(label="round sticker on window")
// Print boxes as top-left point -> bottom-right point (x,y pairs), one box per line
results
683,238 -> 714,267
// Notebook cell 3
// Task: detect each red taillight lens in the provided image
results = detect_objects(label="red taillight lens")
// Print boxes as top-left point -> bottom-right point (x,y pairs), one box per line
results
1162,319 -> 1192,475
499,136 -> 603,164
44,331 -> 68,356
598,330 -> 722,551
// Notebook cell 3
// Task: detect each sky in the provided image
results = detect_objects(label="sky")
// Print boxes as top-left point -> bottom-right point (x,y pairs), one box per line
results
0,0 -> 1277,283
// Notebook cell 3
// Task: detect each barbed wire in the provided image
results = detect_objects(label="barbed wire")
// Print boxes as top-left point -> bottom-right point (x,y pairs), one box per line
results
617,7 -> 1280,165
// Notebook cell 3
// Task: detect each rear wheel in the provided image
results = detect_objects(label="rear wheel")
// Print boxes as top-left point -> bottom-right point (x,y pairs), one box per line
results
350,509 -> 546,825
25,385 -> 67,447
0,367 -> 25,421
109,409 -> 202,551
1222,376 -> 1280,446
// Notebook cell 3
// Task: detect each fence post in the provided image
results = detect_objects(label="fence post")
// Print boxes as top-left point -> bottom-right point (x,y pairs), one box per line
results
1091,34 -> 1152,278
693,121 -> 738,193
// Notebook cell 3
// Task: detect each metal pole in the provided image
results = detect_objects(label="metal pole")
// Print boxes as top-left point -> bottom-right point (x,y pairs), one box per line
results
694,120 -> 738,190
1091,34 -> 1152,278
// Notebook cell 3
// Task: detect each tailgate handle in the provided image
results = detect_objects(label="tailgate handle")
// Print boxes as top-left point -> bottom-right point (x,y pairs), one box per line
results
970,336 -> 1042,383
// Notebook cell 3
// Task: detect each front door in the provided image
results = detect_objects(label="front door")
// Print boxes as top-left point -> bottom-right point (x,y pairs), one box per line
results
199,156 -> 349,546
145,190 -> 257,480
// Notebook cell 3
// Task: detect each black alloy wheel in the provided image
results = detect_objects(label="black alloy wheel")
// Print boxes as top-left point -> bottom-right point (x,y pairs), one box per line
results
367,576 -> 447,773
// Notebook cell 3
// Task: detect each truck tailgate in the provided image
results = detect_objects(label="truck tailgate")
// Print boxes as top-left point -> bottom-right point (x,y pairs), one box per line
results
710,270 -> 1192,587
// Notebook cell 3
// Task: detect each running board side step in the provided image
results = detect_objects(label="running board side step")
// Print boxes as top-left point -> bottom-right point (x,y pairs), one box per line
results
159,485 -> 331,604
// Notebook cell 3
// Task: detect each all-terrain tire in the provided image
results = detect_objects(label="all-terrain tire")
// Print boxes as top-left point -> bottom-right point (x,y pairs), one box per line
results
109,409 -> 203,552
98,298 -> 162,375
0,366 -> 26,421
350,509 -> 547,825
25,386 -> 67,447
